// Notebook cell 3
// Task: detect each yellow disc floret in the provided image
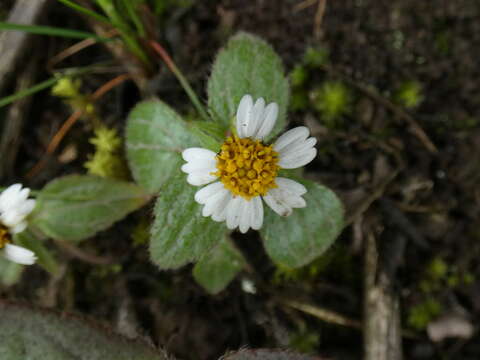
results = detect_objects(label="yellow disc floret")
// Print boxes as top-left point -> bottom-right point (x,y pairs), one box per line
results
213,135 -> 279,200
0,224 -> 10,249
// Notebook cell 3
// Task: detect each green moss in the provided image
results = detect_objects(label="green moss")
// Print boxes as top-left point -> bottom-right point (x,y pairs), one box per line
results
84,126 -> 128,180
290,65 -> 308,87
310,81 -> 352,126
427,257 -> 448,279
434,30 -> 453,56
303,46 -> 329,67
290,90 -> 309,111
131,218 -> 150,247
408,298 -> 442,330
463,272 -> 475,285
272,245 -> 353,285
393,80 -> 424,109
289,327 -> 320,354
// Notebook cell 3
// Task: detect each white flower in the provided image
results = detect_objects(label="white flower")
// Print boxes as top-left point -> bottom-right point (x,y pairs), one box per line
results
0,184 -> 37,265
181,94 -> 317,233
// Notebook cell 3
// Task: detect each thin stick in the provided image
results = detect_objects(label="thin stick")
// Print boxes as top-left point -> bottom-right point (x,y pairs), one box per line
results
314,0 -> 327,39
54,239 -> 116,265
48,29 -> 118,70
149,40 -> 210,121
91,73 -> 131,100
280,298 -> 362,329
293,0 -> 317,12
26,74 -> 131,178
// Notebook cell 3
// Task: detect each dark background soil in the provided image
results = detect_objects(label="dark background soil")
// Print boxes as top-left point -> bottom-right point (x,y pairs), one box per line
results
1,1 -> 480,359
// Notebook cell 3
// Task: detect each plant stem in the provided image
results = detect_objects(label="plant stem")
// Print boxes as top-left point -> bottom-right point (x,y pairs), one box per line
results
56,0 -> 112,25
0,22 -> 110,41
0,77 -> 58,108
150,41 -> 210,121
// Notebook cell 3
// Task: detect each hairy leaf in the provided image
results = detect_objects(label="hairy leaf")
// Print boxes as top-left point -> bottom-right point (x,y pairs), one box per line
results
208,32 -> 289,139
223,349 -> 319,360
126,100 -> 198,193
0,301 -> 168,360
31,175 -> 148,242
193,237 -> 245,294
261,179 -> 344,268
150,174 -> 226,269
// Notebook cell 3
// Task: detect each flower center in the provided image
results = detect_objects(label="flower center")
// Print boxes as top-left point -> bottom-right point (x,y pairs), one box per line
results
213,135 -> 279,200
0,223 -> 10,249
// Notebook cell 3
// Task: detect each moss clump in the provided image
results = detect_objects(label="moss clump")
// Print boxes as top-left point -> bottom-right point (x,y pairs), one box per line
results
131,218 -> 150,247
51,76 -> 95,115
408,298 -> 442,330
272,245 -> 354,285
393,80 -> 424,109
303,46 -> 329,68
290,65 -> 308,87
310,81 -> 352,127
289,326 -> 320,354
84,126 -> 128,180
408,257 -> 475,330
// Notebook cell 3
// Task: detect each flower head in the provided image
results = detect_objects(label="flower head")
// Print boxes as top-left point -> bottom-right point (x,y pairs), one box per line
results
181,95 -> 317,233
0,184 -> 37,265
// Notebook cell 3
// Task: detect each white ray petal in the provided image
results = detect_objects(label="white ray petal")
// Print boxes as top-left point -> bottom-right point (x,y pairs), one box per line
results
254,102 -> 278,140
1,211 -> 24,228
263,192 -> 292,217
0,184 -> 22,212
211,191 -> 232,222
263,178 -> 308,217
279,137 -> 317,158
273,126 -> 310,152
186,172 -> 218,186
226,196 -> 245,230
236,95 -> 253,138
15,199 -> 36,216
181,156 -> 216,171
3,243 -> 37,265
182,148 -> 216,163
275,177 -> 307,195
279,148 -> 317,169
10,221 -> 27,234
202,188 -> 230,217
244,97 -> 265,138
250,196 -> 264,230
194,182 -> 225,204
238,199 -> 254,233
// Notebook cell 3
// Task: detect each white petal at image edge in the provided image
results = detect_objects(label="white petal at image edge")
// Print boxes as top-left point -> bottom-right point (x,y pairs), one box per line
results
3,243 -> 37,265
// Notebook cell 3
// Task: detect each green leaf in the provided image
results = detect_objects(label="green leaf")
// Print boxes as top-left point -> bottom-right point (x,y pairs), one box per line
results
150,174 -> 227,269
14,230 -> 60,275
261,179 -> 344,268
0,257 -> 23,287
189,121 -> 225,151
31,175 -> 149,242
207,32 -> 290,139
193,237 -> 245,294
125,100 -> 198,193
0,22 -> 110,41
223,349 -> 317,360
0,301 -> 169,360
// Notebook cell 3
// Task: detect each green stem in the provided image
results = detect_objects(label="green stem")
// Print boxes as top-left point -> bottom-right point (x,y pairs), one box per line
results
0,77 -> 58,108
0,65 -> 111,109
0,22 -> 110,41
95,0 -> 152,69
120,0 -> 145,37
56,0 -> 112,25
150,41 -> 210,121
